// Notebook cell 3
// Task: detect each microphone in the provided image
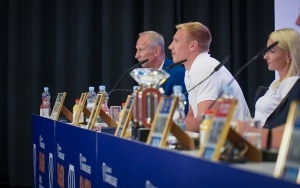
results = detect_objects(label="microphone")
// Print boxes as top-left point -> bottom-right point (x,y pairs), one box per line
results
132,59 -> 149,69
214,55 -> 231,72
225,41 -> 278,88
183,54 -> 231,95
207,41 -> 279,110
108,59 -> 148,95
108,89 -> 133,95
164,59 -> 187,70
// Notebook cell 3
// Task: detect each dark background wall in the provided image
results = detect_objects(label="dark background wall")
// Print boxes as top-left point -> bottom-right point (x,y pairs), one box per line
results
0,0 -> 275,186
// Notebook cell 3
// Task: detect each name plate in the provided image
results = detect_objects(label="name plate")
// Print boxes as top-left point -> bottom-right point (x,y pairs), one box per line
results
87,94 -> 105,130
115,95 -> 135,137
72,92 -> 87,125
147,96 -> 178,148
49,92 -> 67,120
198,98 -> 237,161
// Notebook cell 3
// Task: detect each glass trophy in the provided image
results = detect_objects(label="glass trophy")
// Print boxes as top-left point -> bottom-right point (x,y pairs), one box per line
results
130,68 -> 170,128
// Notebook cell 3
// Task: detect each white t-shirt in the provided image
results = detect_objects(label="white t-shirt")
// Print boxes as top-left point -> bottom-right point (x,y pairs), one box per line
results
255,76 -> 300,125
185,52 -> 250,121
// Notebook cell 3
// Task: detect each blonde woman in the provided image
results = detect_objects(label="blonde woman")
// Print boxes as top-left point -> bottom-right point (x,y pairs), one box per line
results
254,28 -> 300,129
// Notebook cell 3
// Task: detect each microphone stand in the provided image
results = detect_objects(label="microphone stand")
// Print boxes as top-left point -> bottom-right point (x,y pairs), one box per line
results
164,59 -> 187,70
109,89 -> 133,95
207,41 -> 279,110
183,54 -> 231,95
108,59 -> 148,96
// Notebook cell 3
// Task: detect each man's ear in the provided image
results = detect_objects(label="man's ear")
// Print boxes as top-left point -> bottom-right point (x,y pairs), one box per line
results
190,40 -> 198,51
154,46 -> 161,56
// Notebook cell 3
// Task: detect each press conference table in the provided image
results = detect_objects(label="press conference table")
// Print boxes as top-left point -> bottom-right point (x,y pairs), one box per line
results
32,114 -> 300,188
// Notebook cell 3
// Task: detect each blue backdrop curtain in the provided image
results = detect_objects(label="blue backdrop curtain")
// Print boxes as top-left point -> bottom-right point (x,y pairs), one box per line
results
0,0 -> 274,186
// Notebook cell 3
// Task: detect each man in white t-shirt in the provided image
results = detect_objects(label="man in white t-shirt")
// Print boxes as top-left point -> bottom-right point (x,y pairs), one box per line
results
169,22 -> 250,132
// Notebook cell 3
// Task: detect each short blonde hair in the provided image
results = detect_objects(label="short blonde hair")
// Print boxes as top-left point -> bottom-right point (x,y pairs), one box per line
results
176,22 -> 212,51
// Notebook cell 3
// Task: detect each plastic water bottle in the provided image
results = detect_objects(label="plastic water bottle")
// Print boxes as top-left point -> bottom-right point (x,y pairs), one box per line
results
41,87 -> 51,103
41,86 -> 51,111
97,85 -> 110,114
40,98 -> 50,117
171,85 -> 187,131
86,86 -> 97,112
199,109 -> 214,147
40,87 -> 51,117
96,85 -> 109,128
221,86 -> 234,99
220,85 -> 238,127
133,85 -> 139,93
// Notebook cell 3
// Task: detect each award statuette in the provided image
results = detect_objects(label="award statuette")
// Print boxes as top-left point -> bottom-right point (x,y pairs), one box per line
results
146,96 -> 178,147
72,93 -> 87,126
49,92 -> 67,121
198,98 -> 237,161
114,95 -> 135,137
86,94 -> 105,130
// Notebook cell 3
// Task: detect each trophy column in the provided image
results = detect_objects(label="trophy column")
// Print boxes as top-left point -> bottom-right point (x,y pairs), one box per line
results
129,68 -> 170,142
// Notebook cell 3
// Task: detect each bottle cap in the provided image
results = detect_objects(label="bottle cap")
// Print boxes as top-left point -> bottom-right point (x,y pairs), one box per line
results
133,85 -> 139,91
99,85 -> 106,91
223,86 -> 233,94
44,87 -> 49,91
89,86 -> 94,91
204,109 -> 214,114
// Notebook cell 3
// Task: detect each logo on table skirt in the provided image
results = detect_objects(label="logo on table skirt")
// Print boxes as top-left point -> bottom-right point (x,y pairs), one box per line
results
102,163 -> 118,187
48,153 -> 54,188
33,144 -> 37,188
68,164 -> 76,188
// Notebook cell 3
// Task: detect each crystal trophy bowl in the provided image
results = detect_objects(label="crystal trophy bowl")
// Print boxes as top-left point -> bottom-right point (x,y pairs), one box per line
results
130,68 -> 170,87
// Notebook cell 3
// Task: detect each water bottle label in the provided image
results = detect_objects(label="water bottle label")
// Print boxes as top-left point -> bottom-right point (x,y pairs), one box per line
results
173,110 -> 180,120
79,114 -> 84,123
72,111 -> 78,122
200,131 -> 207,147
42,90 -> 51,104
40,108 -> 50,117
86,103 -> 95,111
